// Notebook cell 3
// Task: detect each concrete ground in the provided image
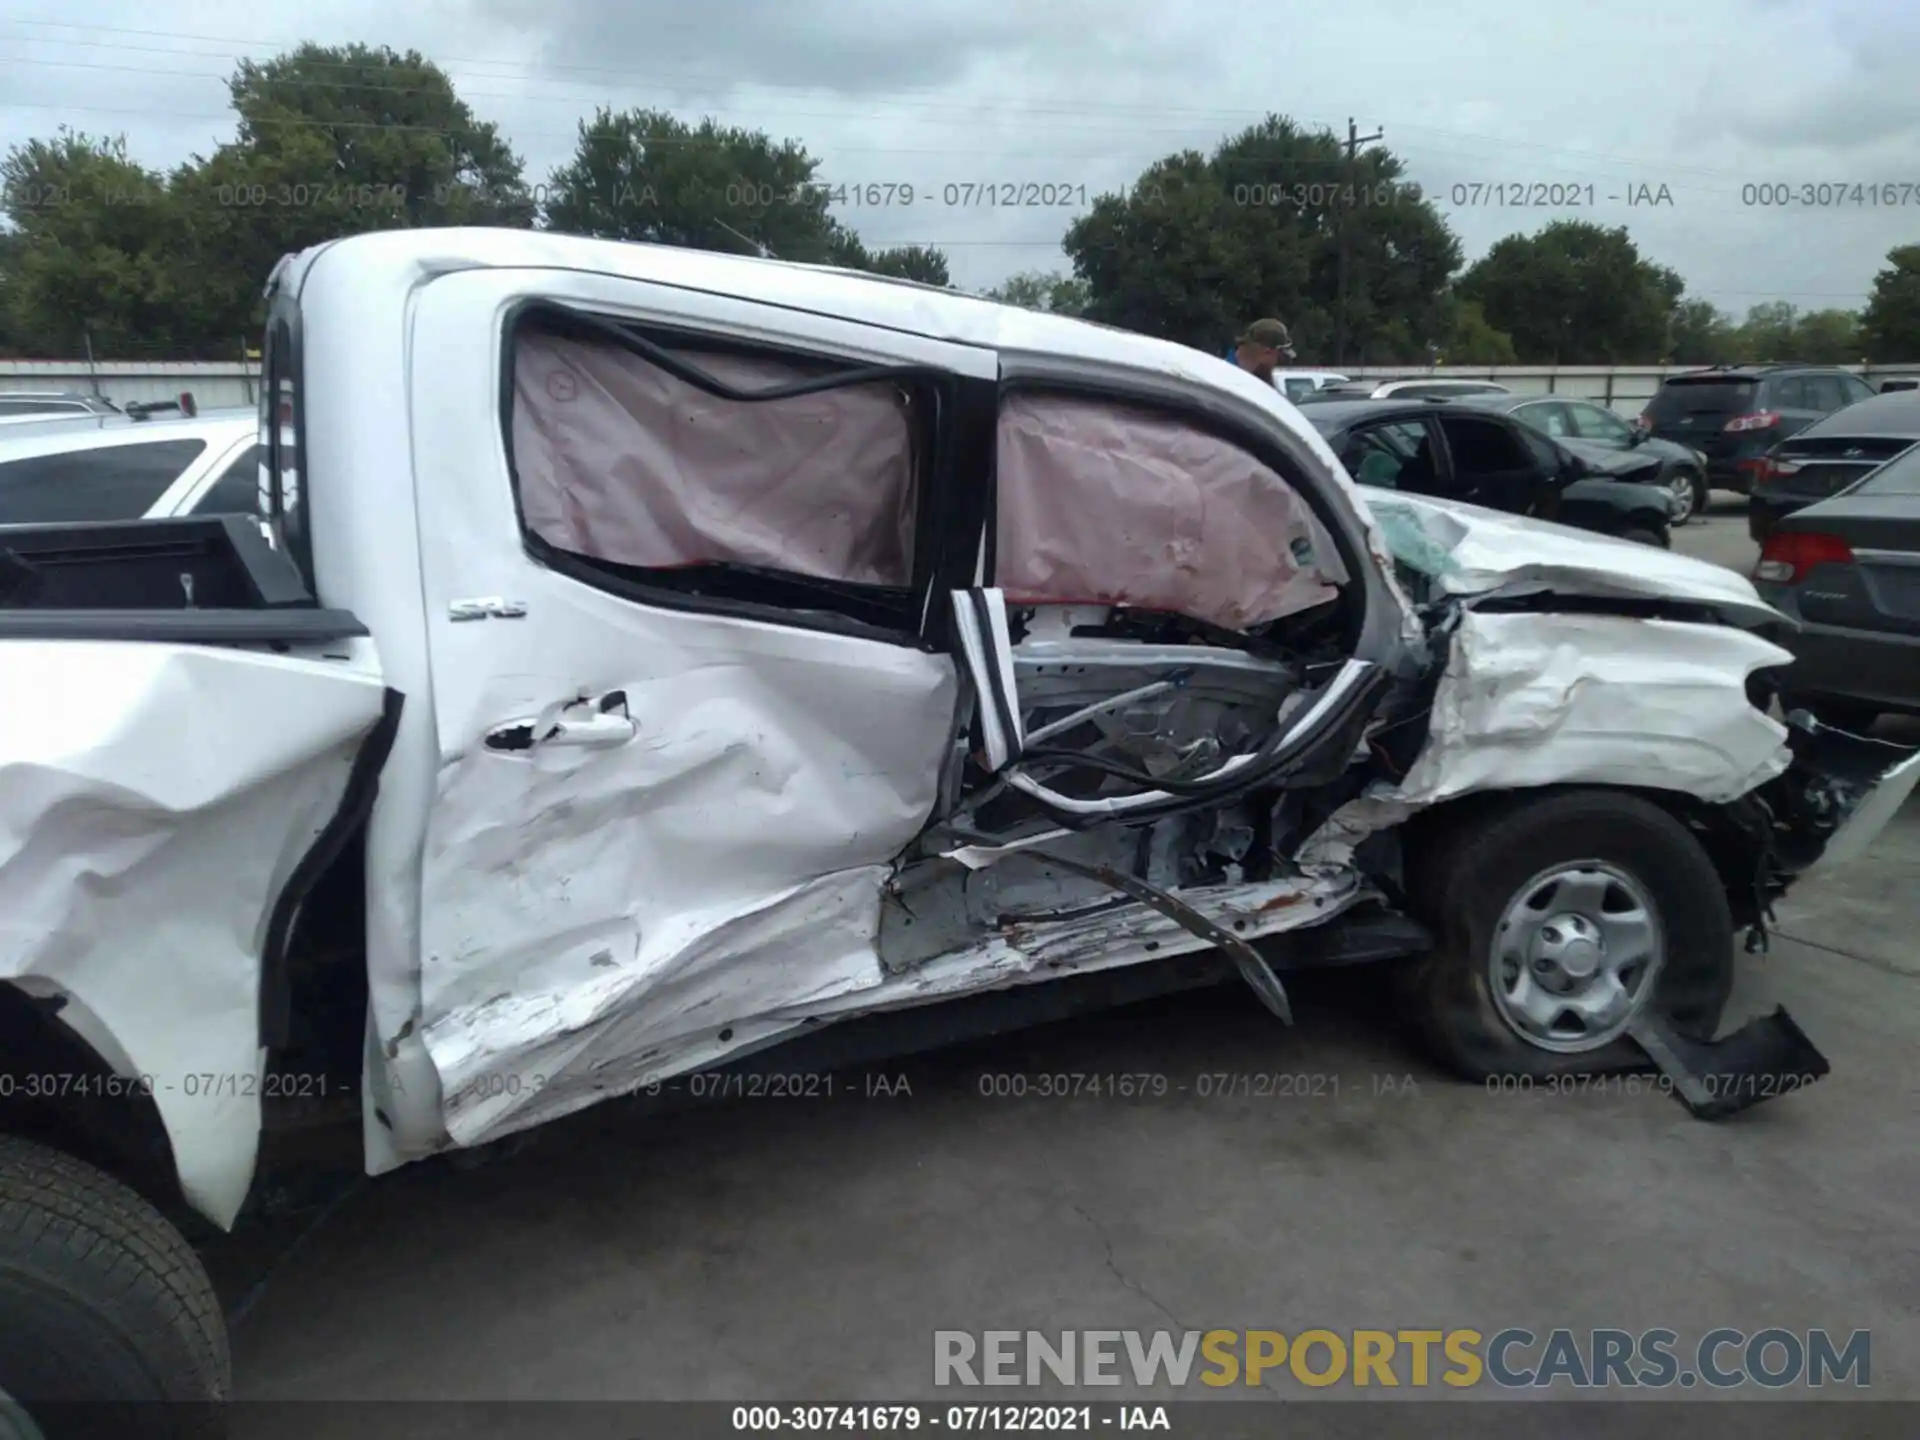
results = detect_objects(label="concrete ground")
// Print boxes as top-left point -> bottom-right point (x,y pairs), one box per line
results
208,494 -> 1919,1422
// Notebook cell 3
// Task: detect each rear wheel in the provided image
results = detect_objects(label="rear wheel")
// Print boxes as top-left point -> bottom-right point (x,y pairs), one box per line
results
1397,790 -> 1735,1079
0,1138 -> 228,1439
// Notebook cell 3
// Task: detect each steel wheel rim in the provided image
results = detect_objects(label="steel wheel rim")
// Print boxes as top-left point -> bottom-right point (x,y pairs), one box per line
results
1488,860 -> 1665,1052
1668,471 -> 1696,522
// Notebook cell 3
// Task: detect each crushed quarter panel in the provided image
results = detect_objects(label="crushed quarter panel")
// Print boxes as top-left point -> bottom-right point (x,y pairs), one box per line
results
0,638 -> 386,1226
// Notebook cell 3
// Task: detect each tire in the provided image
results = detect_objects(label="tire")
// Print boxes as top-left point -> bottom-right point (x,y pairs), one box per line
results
1667,468 -> 1702,526
1396,790 -> 1735,1081
0,1138 -> 228,1439
1619,526 -> 1666,547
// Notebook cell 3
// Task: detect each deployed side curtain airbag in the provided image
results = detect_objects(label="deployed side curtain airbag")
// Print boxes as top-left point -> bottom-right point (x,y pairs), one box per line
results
994,393 -> 1349,631
512,331 -> 917,585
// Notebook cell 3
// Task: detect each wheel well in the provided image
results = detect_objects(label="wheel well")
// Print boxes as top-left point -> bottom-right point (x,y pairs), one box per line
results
274,821 -> 373,1094
1389,783 -> 1772,930
0,983 -> 194,1230
0,820 -> 374,1236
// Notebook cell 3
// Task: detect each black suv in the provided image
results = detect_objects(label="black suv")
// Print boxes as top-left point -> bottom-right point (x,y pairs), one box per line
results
1638,363 -> 1874,495
1301,398 -> 1674,545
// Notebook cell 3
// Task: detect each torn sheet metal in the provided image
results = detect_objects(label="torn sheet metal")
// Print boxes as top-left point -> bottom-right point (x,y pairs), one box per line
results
1363,490 -> 1787,628
1796,745 -> 1920,877
429,856 -> 1365,1148
1011,845 -> 1296,1023
412,622 -> 961,1150
1390,610 -> 1794,805
1628,1007 -> 1831,1120
0,638 -> 386,1227
1299,610 -> 1798,867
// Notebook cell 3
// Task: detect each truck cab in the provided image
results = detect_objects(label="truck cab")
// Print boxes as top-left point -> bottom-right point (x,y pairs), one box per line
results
1,230 -> 1914,1429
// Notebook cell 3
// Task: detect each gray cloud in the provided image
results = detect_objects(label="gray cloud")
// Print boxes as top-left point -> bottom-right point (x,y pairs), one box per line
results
2,0 -> 1917,310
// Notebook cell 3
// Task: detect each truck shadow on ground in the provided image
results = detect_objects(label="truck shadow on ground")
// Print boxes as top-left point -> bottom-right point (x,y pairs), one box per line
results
204,963 -> 1432,1321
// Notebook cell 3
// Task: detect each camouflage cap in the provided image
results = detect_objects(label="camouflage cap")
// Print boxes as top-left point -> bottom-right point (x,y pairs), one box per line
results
1237,318 -> 1296,355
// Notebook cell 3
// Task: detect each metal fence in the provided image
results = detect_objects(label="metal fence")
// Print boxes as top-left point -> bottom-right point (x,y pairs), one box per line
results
0,359 -> 260,411
6,358 -> 1920,419
1333,364 -> 1920,415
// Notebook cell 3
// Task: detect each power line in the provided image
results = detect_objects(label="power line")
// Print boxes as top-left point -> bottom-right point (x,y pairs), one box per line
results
0,14 -> 1843,185
0,51 -> 1692,172
0,88 -> 1863,207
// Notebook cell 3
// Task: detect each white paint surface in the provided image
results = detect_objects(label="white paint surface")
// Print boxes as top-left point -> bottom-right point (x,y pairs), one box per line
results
0,639 -> 385,1226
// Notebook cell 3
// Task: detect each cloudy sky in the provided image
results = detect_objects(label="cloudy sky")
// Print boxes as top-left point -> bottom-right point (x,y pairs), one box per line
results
4,0 -> 1918,319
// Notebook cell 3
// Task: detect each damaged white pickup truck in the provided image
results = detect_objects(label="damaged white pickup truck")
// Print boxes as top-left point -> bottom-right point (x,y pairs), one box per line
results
1,229 -> 1916,1427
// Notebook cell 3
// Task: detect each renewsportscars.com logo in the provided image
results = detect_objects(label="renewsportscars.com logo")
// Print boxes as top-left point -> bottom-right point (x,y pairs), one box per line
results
933,1328 -> 1871,1390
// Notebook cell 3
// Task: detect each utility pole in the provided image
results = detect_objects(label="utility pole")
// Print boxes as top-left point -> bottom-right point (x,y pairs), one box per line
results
1333,117 -> 1384,368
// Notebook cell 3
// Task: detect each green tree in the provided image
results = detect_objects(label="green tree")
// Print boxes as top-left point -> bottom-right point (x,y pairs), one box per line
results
1860,244 -> 1920,362
863,243 -> 951,286
542,108 -> 950,284
218,43 -> 531,226
1064,150 -> 1256,351
1459,221 -> 1681,364
1788,308 -> 1861,364
545,108 -> 830,258
169,43 -> 535,344
1063,117 -> 1460,364
1667,298 -> 1735,364
1731,300 -> 1799,360
823,231 -> 952,284
981,269 -> 1092,316
0,130 -> 192,356
1435,296 -> 1516,365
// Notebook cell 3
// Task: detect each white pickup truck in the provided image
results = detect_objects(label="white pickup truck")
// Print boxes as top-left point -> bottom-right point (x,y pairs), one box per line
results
0,229 -> 1914,1431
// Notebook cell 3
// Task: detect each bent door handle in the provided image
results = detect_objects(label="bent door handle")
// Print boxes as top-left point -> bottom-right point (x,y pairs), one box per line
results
486,712 -> 637,752
548,713 -> 638,748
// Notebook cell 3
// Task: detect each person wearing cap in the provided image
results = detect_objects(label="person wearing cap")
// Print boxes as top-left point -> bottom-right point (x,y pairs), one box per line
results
1228,318 -> 1296,383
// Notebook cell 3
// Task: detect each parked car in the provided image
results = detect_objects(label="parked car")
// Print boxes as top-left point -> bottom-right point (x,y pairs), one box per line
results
1875,377 -> 1918,393
1639,363 -> 1875,496
1304,377 -> 1514,401
0,228 -> 1914,1428
1747,390 -> 1920,543
1471,392 -> 1710,526
0,390 -> 122,424
1271,369 -> 1351,402
1299,397 -> 1674,544
0,393 -> 211,448
1752,442 -> 1920,730
0,413 -> 260,526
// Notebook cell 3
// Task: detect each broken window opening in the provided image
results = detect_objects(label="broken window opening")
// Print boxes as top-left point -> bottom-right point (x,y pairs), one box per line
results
948,586 -> 1386,838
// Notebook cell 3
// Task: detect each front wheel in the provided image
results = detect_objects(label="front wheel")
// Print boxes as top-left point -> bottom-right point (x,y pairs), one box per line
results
1619,526 -> 1668,548
1667,468 -> 1704,526
0,1138 -> 229,1438
1397,790 -> 1735,1079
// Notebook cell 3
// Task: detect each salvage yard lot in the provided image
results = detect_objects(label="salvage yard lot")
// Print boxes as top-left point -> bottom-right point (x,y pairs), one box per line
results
212,499 -> 1920,1413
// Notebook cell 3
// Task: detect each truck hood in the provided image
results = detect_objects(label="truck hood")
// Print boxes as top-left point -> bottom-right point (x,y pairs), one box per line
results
1360,489 -> 1786,630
